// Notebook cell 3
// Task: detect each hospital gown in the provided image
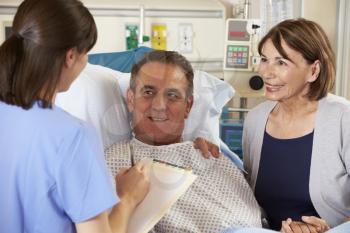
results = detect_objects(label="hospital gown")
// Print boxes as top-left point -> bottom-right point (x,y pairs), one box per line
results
105,138 -> 262,233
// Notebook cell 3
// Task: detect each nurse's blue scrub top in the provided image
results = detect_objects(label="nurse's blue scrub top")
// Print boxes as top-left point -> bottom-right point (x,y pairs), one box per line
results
0,101 -> 118,233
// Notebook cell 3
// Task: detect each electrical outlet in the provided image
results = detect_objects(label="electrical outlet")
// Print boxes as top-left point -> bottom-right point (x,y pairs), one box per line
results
178,23 -> 193,53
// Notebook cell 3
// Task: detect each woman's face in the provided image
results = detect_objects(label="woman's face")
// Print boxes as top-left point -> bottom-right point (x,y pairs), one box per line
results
258,38 -> 316,102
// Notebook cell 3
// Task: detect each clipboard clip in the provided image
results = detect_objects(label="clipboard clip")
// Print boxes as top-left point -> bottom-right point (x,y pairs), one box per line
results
153,159 -> 192,171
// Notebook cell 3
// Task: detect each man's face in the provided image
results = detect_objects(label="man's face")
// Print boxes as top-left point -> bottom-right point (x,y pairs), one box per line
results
127,62 -> 193,145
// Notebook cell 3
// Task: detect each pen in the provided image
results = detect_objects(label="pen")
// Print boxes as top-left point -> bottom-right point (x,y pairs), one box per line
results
153,159 -> 191,171
130,143 -> 135,166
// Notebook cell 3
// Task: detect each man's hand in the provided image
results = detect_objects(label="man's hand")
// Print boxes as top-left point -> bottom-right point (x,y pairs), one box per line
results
116,161 -> 150,211
281,217 -> 329,233
301,216 -> 330,232
281,218 -> 317,233
193,137 -> 220,159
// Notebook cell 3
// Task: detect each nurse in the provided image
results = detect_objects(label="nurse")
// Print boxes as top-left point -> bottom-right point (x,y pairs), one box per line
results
0,0 -> 149,233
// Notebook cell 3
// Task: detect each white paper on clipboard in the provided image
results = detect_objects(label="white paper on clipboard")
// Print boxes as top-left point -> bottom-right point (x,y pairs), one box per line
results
126,160 -> 197,233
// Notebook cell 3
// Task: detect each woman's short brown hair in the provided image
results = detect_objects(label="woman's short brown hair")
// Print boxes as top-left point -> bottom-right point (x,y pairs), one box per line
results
0,0 -> 97,109
258,18 -> 335,100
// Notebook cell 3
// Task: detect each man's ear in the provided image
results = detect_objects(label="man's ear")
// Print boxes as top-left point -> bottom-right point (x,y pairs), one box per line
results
307,60 -> 321,83
126,88 -> 135,113
184,95 -> 194,119
64,48 -> 77,69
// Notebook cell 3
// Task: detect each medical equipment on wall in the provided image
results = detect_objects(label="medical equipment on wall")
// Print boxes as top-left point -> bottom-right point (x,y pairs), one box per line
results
224,18 -> 261,72
221,16 -> 264,155
125,6 -> 150,50
221,6 -> 264,154
0,0 -> 225,75
223,0 -> 264,102
223,17 -> 264,118
74,0 -> 226,73
125,24 -> 150,50
223,17 -> 264,89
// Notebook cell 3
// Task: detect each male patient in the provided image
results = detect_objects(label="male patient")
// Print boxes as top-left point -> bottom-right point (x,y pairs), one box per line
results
105,50 -> 261,232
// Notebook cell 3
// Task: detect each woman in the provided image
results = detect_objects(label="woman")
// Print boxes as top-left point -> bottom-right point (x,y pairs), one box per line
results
243,18 -> 350,232
0,0 -> 149,233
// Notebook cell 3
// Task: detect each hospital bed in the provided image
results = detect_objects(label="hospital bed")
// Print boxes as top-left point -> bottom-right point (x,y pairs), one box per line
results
55,47 -> 243,170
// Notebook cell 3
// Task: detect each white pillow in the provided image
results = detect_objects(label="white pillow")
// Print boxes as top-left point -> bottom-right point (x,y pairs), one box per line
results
184,70 -> 235,145
56,64 -> 131,149
56,63 -> 235,149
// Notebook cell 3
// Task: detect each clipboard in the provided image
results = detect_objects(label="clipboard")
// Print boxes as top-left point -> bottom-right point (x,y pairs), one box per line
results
127,159 -> 197,233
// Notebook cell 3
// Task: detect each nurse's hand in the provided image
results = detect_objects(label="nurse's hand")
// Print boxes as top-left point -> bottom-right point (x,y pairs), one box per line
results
194,137 -> 220,159
115,161 -> 150,211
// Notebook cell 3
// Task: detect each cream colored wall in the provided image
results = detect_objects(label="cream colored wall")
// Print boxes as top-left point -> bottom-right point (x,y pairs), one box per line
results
302,0 -> 337,51
348,46 -> 350,100
303,0 -> 343,97
348,63 -> 350,100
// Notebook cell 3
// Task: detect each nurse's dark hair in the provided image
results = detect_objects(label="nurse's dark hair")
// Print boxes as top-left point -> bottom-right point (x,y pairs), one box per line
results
258,18 -> 335,100
130,50 -> 194,98
0,0 -> 97,109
